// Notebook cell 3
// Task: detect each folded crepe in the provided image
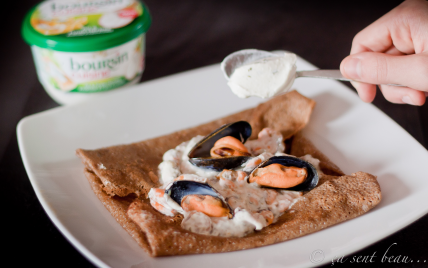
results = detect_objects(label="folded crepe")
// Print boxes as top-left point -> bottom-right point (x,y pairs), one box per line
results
77,90 -> 381,257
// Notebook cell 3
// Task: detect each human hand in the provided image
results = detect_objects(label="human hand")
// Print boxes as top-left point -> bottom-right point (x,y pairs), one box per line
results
340,0 -> 428,106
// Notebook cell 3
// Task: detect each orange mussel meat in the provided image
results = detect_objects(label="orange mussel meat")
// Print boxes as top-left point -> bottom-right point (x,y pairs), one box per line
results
249,163 -> 307,188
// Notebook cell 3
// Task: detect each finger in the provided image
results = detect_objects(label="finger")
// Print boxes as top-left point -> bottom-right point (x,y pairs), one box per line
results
340,52 -> 428,91
351,18 -> 415,55
350,0 -> 421,55
350,9 -> 395,54
350,81 -> 377,103
378,85 -> 427,105
351,26 -> 393,54
384,45 -> 406,56
342,59 -> 377,102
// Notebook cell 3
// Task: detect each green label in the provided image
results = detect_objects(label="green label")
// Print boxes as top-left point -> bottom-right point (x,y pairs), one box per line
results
71,76 -> 131,92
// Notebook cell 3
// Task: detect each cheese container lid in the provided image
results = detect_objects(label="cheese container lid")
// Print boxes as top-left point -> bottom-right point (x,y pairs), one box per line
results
22,0 -> 151,52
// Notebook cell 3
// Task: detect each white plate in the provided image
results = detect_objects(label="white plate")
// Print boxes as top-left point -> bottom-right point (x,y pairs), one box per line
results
18,54 -> 428,268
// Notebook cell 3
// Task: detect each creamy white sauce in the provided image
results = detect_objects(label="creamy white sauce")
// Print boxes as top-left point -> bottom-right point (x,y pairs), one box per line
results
148,188 -> 177,216
158,135 -> 220,185
245,128 -> 285,155
228,52 -> 297,99
241,152 -> 274,172
300,154 -> 322,173
152,128 -> 317,237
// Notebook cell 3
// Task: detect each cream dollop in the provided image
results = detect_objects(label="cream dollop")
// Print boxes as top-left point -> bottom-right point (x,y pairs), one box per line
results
227,52 -> 297,99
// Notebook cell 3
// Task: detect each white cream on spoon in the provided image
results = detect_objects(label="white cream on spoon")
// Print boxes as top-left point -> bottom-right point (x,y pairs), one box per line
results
227,52 -> 297,99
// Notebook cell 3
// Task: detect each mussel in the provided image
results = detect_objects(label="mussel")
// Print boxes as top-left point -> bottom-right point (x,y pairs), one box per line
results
188,121 -> 252,171
248,156 -> 319,191
165,180 -> 233,218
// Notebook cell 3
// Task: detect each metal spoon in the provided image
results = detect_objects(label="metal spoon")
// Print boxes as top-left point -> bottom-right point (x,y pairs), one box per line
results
221,49 -> 403,87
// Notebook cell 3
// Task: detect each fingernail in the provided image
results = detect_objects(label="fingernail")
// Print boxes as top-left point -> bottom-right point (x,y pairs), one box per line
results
402,96 -> 414,105
344,58 -> 361,80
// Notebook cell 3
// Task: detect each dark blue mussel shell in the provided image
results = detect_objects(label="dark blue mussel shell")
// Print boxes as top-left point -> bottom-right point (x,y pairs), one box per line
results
165,180 -> 233,217
187,121 -> 252,171
249,155 -> 319,192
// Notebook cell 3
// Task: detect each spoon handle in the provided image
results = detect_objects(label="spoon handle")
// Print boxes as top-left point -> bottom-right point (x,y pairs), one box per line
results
296,70 -> 404,87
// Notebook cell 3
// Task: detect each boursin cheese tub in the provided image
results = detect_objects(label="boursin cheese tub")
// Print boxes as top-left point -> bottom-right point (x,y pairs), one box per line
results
22,0 -> 151,105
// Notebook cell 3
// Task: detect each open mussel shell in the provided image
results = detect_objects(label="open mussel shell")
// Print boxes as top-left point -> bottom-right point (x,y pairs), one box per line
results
165,180 -> 234,218
248,156 -> 319,191
188,121 -> 252,157
188,121 -> 252,171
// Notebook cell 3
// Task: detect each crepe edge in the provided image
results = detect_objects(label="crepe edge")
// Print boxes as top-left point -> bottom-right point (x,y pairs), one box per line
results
83,169 -> 154,256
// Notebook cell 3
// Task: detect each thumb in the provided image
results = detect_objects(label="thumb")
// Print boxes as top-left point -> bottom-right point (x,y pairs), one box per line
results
340,52 -> 428,92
